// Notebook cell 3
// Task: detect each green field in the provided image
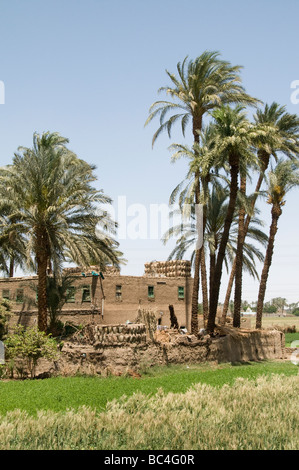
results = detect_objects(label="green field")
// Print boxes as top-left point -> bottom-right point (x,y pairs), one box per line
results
0,361 -> 297,416
0,362 -> 298,450
285,332 -> 299,347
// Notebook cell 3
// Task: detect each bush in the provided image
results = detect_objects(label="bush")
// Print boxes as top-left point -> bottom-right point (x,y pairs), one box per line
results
4,326 -> 59,378
0,299 -> 12,341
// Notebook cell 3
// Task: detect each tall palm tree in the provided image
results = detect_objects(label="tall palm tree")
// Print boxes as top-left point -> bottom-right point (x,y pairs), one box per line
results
163,183 -> 268,325
145,51 -> 259,333
220,190 -> 266,325
256,159 -> 299,329
222,103 -> 299,324
232,131 -> 262,327
167,128 -> 219,323
205,185 -> 267,298
0,132 -> 122,331
207,105 -> 257,333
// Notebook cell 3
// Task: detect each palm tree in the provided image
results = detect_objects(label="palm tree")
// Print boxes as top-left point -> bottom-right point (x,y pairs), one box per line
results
232,132 -> 262,327
145,51 -> 259,333
163,184 -> 267,326
220,192 -> 267,325
0,132 -> 122,331
205,185 -> 267,299
167,129 -> 218,323
207,105 -> 257,333
256,159 -> 299,328
222,103 -> 299,323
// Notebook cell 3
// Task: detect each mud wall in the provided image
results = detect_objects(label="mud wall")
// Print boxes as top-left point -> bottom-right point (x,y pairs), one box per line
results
51,327 -> 286,378
3,273 -> 194,330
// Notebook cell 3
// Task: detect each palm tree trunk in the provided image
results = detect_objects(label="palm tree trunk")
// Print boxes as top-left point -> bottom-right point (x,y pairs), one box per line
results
208,160 -> 239,333
256,204 -> 282,329
233,175 -> 246,327
190,173 -> 201,334
209,251 -> 216,309
220,259 -> 235,324
200,246 -> 209,325
191,250 -> 200,333
36,228 -> 49,332
190,115 -> 203,334
9,257 -> 14,278
221,151 -> 270,325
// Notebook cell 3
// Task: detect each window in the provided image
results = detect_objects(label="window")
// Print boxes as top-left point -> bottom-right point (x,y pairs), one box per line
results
2,289 -> 10,300
148,285 -> 155,299
82,285 -> 91,302
116,285 -> 122,301
16,288 -> 24,303
66,286 -> 76,303
178,286 -> 185,299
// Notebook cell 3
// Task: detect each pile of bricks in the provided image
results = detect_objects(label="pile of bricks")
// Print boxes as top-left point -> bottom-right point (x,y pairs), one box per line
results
144,260 -> 191,278
74,323 -> 147,347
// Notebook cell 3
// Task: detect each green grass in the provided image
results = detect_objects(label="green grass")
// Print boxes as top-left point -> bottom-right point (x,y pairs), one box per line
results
285,332 -> 299,347
0,361 -> 297,416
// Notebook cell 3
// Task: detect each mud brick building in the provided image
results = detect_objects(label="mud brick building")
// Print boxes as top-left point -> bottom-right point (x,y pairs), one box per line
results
1,260 -> 194,330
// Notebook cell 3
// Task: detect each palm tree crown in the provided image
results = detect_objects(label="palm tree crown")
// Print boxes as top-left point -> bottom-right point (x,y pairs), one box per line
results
145,51 -> 259,146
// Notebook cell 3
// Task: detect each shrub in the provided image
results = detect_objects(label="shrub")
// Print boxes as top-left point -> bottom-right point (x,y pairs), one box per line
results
0,299 -> 12,341
4,326 -> 59,378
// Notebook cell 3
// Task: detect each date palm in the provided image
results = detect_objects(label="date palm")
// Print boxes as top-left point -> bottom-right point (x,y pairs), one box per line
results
221,102 -> 299,324
145,50 -> 259,333
256,159 -> 299,328
166,132 -> 218,323
0,132 -> 122,331
163,184 -> 267,323
207,105 -> 258,333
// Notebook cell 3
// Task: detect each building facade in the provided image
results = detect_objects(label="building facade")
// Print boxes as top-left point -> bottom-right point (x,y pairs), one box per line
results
2,260 -> 194,330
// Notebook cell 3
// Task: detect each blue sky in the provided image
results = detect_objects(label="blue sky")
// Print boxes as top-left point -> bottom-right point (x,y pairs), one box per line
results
0,0 -> 299,303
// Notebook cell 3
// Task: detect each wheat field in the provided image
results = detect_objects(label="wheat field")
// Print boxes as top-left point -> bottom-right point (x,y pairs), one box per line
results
0,374 -> 298,450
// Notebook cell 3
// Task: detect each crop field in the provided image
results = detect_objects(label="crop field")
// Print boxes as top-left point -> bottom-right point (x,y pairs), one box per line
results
0,361 -> 298,450
258,315 -> 299,329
